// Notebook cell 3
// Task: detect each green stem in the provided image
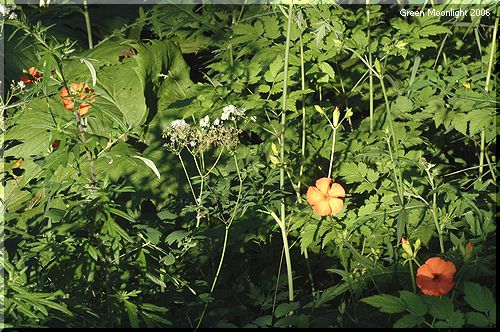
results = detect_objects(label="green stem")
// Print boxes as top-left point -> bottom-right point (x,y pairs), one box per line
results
303,248 -> 316,294
83,0 -> 93,49
279,2 -> 294,303
431,192 -> 445,253
280,223 -> 294,302
480,8 -> 499,180
327,126 -> 337,179
409,260 -> 417,293
367,0 -> 374,132
195,154 -> 242,329
196,225 -> 230,329
380,76 -> 404,206
297,32 -> 306,203
178,154 -> 197,203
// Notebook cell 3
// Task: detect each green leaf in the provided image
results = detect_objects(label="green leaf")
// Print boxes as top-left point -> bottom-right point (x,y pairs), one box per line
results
396,209 -> 408,244
124,299 -> 139,328
319,62 -> 335,81
87,245 -> 99,261
467,109 -> 492,135
393,314 -> 425,328
452,112 -> 468,135
361,294 -> 406,313
165,230 -> 189,245
400,291 -> 427,316
465,312 -> 489,327
425,296 -> 454,320
464,282 -> 495,313
133,156 -> 161,180
275,302 -> 300,318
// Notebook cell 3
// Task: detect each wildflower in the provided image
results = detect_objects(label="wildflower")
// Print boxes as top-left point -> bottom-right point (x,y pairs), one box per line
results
59,82 -> 96,116
306,178 -> 345,216
416,257 -> 456,296
401,238 -> 413,256
17,80 -> 25,90
199,115 -> 210,128
20,67 -> 43,84
8,12 -> 16,20
221,105 -> 245,121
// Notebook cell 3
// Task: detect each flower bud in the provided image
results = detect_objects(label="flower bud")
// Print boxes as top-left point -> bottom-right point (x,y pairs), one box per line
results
333,106 -> 340,127
464,242 -> 473,262
401,237 -> 413,256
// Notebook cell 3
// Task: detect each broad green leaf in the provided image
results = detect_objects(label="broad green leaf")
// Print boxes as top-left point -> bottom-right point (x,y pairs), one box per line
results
400,291 -> 427,316
274,302 -> 300,318
464,282 -> 495,313
465,312 -> 489,327
393,314 -> 425,328
361,294 -> 406,313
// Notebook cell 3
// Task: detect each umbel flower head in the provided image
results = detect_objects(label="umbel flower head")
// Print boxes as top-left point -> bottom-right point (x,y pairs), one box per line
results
306,178 -> 345,216
60,82 -> 96,116
416,257 -> 457,296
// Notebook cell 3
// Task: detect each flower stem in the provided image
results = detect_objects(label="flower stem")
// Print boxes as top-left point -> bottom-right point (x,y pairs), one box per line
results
409,259 -> 417,293
83,0 -> 93,49
279,2 -> 294,303
327,126 -> 337,179
178,153 -> 197,203
367,0 -> 374,132
481,8 -> 498,180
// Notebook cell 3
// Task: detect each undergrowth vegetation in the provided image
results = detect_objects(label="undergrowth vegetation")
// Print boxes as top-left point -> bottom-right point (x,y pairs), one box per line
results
1,1 -> 497,328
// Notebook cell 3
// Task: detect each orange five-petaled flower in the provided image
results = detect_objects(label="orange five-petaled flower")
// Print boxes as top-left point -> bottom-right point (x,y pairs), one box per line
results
20,67 -> 42,84
416,257 -> 457,296
306,178 -> 345,216
60,82 -> 96,116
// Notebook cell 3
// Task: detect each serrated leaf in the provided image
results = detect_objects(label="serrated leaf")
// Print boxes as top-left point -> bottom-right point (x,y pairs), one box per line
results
275,302 -> 300,318
400,291 -> 427,316
465,312 -> 489,327
394,314 -> 425,328
361,294 -> 406,313
425,296 -> 454,320
464,282 -> 495,313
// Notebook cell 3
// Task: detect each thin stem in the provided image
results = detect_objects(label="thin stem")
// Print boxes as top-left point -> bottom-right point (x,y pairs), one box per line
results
82,0 -> 93,49
196,225 -> 230,329
195,154 -> 243,329
409,260 -> 417,293
431,192 -> 445,253
367,0 -> 374,132
297,31 -> 306,204
303,248 -> 316,294
327,126 -> 337,179
480,8 -> 499,180
280,223 -> 294,302
178,153 -> 197,202
279,2 -> 294,303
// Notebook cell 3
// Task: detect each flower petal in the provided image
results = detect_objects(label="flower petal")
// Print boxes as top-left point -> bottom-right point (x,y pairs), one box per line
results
315,177 -> 332,194
328,197 -> 343,215
307,186 -> 324,206
328,182 -> 346,198
425,257 -> 455,277
416,263 -> 435,279
313,199 -> 331,216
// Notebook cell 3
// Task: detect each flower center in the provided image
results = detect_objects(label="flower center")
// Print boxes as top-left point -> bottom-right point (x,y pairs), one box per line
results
432,274 -> 441,281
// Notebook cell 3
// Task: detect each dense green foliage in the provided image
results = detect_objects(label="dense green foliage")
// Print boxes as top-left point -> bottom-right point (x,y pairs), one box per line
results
1,1 -> 497,328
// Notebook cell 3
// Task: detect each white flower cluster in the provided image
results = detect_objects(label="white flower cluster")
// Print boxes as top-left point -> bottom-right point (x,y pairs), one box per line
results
0,4 -> 17,20
220,105 -> 246,122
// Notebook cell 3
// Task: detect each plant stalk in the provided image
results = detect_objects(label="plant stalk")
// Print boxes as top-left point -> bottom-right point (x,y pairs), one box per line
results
83,0 -> 93,49
279,2 -> 294,303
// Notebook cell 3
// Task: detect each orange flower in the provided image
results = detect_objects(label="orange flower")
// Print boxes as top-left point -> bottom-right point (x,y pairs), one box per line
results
306,178 -> 345,216
20,67 -> 42,84
416,257 -> 456,296
60,82 -> 96,115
